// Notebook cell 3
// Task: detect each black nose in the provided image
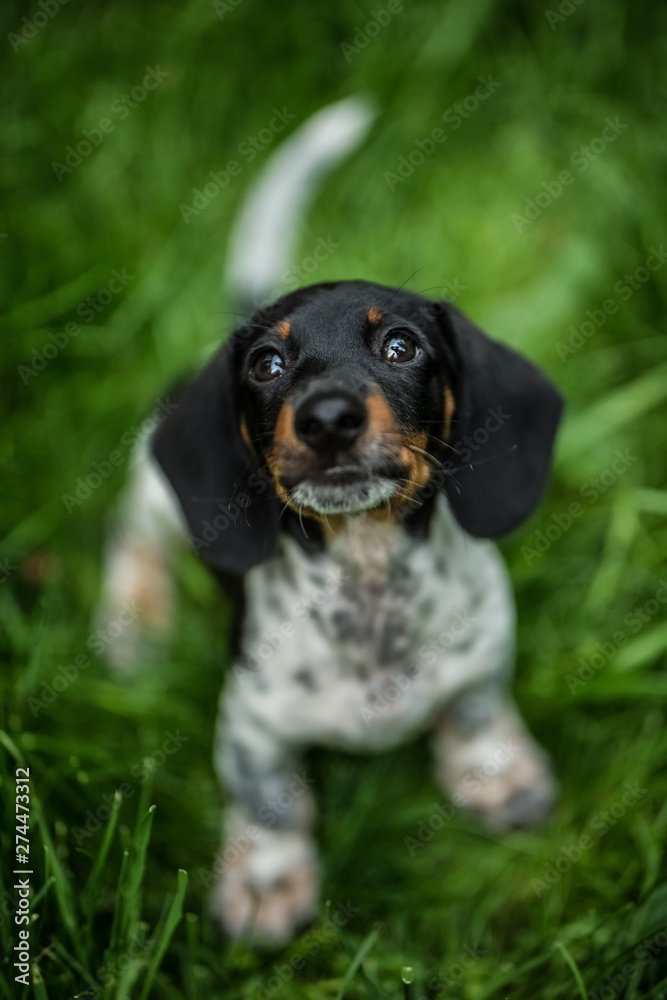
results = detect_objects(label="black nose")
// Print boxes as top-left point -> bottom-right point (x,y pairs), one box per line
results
294,390 -> 366,452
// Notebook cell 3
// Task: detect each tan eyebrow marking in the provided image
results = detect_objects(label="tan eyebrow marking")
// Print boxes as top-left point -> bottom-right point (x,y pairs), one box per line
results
276,320 -> 290,340
443,386 -> 456,439
367,307 -> 383,325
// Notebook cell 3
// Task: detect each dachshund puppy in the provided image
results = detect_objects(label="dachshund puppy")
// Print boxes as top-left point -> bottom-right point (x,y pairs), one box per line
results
101,278 -> 563,942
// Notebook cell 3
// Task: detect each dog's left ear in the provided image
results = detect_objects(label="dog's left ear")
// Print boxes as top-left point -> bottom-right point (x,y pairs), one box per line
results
433,302 -> 564,539
151,336 -> 281,575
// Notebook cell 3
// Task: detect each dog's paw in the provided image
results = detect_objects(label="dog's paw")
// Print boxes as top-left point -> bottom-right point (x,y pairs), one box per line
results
436,711 -> 556,831
213,824 -> 319,945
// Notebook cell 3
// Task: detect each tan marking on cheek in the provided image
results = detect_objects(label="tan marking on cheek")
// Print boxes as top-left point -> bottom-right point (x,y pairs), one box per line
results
400,429 -> 431,498
240,414 -> 255,455
265,456 -> 287,502
443,387 -> 456,439
365,387 -> 400,435
273,403 -> 298,449
360,386 -> 431,510
276,320 -> 290,340
267,403 -> 301,499
367,307 -> 383,325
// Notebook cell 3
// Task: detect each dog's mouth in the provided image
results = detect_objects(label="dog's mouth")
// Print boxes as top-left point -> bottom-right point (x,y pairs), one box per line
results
282,463 -> 405,515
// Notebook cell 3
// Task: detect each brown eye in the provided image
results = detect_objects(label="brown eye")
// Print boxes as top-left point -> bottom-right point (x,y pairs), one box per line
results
383,333 -> 418,363
252,351 -> 285,381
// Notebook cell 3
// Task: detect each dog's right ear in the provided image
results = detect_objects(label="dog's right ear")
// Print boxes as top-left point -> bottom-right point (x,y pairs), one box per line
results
151,335 -> 281,576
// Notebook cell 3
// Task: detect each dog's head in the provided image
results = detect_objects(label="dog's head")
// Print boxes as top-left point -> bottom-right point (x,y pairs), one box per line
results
153,281 -> 563,574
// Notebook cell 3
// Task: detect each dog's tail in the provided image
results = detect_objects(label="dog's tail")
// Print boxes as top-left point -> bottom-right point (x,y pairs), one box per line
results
224,96 -> 375,314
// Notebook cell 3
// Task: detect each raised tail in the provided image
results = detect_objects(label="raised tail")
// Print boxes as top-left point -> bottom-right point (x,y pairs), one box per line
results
224,96 -> 375,314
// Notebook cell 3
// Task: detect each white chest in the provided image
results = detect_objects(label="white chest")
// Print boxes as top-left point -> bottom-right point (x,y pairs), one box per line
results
229,498 -> 514,751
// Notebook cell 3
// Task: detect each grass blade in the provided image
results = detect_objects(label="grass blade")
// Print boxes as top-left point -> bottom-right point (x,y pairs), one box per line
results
118,804 -> 156,948
33,795 -> 83,963
334,923 -> 382,1000
556,940 -> 588,1000
138,868 -> 189,1000
109,849 -> 130,954
82,787 -> 124,927
0,728 -> 25,766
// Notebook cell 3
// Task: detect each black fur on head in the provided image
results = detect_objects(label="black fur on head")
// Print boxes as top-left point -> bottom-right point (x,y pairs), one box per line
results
152,281 -> 564,575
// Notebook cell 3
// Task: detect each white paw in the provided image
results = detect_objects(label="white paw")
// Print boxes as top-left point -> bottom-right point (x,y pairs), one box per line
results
436,710 -> 556,831
213,823 -> 319,944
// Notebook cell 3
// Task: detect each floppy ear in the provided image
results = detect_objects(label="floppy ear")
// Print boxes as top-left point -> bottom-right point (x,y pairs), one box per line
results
435,303 -> 564,539
151,337 -> 281,575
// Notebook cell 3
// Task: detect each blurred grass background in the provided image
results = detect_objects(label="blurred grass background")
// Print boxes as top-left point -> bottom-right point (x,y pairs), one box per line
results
2,0 -> 667,996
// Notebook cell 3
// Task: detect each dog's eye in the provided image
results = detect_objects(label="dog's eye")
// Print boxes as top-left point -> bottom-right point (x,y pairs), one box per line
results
252,351 -> 285,381
383,333 -> 418,363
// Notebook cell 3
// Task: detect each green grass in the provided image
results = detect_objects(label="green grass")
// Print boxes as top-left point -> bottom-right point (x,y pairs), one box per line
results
2,0 -> 667,996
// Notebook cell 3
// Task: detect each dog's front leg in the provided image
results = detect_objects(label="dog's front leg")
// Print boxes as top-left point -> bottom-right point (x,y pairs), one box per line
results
432,682 -> 556,830
212,693 -> 318,944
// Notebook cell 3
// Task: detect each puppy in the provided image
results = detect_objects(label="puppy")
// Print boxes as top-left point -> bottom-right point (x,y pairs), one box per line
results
98,104 -> 563,944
